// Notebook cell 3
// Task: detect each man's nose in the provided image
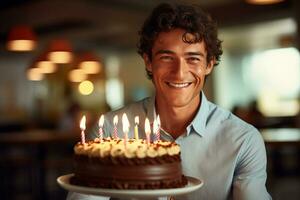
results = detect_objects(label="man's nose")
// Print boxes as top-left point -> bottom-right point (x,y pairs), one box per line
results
172,58 -> 188,79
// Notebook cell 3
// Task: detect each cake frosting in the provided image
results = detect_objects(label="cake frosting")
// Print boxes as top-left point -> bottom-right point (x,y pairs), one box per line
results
71,137 -> 188,189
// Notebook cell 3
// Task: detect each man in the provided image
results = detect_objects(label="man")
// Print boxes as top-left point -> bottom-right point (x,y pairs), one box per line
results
68,3 -> 271,200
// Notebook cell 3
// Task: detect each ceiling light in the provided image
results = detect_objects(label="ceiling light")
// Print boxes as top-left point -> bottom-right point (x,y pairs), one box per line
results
7,25 -> 37,51
36,61 -> 56,74
47,39 -> 73,63
69,69 -> 87,82
78,52 -> 102,74
79,61 -> 101,74
27,67 -> 44,81
34,53 -> 56,74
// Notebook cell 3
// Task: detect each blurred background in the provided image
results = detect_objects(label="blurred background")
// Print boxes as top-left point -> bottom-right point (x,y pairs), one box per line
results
0,0 -> 299,199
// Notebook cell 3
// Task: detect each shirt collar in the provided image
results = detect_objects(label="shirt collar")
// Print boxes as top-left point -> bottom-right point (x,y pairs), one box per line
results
145,92 -> 209,138
190,92 -> 209,137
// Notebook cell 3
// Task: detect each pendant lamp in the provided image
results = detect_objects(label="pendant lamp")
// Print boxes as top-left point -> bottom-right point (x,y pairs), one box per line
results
7,25 -> 37,51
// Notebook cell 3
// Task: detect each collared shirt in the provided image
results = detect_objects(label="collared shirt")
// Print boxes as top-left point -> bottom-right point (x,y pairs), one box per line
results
69,93 -> 271,200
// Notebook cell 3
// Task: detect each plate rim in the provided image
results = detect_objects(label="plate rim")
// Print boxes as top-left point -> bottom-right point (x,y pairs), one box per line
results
57,173 -> 203,197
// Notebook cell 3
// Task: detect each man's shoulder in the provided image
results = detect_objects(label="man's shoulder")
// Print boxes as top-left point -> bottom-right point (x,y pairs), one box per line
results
207,101 -> 259,137
206,102 -> 263,153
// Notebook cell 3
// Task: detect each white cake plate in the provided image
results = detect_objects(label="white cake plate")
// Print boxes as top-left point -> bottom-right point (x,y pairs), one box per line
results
57,174 -> 203,200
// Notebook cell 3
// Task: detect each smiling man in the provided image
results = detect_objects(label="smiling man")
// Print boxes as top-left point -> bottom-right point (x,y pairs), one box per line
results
67,3 -> 272,200
134,4 -> 271,199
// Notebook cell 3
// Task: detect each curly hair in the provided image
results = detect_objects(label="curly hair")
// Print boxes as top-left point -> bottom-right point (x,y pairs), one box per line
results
137,3 -> 223,78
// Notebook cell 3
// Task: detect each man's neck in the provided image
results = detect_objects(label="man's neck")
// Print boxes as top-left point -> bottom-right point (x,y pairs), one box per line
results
155,95 -> 201,139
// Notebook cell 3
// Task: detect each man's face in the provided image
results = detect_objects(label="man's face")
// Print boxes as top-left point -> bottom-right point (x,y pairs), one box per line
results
143,28 -> 214,108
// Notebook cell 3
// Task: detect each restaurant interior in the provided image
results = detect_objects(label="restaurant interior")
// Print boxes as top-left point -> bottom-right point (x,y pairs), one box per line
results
0,0 -> 299,199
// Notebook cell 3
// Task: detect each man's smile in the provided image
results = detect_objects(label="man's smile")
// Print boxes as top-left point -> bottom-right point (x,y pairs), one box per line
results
166,81 -> 193,88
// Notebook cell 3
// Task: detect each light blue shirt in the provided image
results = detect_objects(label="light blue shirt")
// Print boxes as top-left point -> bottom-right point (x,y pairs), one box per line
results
68,93 -> 271,200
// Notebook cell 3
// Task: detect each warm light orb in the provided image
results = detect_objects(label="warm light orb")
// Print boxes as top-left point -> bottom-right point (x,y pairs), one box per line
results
27,68 -> 44,81
69,69 -> 87,82
79,61 -> 101,74
48,51 -> 73,64
36,61 -> 56,73
7,40 -> 36,51
78,80 -> 94,95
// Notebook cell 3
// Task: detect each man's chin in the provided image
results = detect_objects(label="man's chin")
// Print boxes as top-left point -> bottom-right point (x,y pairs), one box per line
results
160,94 -> 200,108
164,99 -> 191,108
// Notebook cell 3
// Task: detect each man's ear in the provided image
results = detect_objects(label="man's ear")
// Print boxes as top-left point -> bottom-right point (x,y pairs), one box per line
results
205,58 -> 215,75
143,53 -> 152,73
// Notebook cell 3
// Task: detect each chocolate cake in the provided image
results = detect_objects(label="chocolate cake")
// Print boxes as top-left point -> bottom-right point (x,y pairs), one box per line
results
71,137 -> 188,189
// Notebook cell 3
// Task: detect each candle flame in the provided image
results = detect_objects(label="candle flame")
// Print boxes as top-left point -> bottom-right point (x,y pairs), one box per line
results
113,115 -> 118,125
145,118 -> 151,135
80,115 -> 86,130
122,113 -> 129,133
157,115 -> 161,126
153,118 -> 158,133
98,115 -> 105,127
134,116 -> 139,125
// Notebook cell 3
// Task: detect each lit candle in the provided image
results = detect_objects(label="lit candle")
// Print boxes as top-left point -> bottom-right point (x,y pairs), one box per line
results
98,115 -> 104,142
134,116 -> 139,140
153,118 -> 158,142
153,116 -> 161,142
144,118 -> 151,145
156,115 -> 161,141
80,115 -> 86,144
122,113 -> 129,149
113,115 -> 118,139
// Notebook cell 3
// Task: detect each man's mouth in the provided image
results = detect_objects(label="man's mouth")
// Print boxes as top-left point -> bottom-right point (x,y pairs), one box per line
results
166,82 -> 192,88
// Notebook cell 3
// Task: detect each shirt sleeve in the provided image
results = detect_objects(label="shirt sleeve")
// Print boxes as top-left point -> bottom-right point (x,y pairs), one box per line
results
232,128 -> 272,200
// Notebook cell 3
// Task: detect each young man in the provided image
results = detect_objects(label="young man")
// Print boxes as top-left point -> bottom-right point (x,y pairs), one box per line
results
68,3 -> 271,200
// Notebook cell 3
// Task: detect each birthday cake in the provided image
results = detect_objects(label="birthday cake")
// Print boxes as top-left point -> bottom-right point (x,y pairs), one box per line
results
70,137 -> 188,189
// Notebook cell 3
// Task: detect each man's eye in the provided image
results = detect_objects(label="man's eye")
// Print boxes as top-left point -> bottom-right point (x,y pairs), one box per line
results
187,57 -> 201,63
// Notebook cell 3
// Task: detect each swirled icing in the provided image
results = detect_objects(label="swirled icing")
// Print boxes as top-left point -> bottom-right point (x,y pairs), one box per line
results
74,137 -> 180,159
